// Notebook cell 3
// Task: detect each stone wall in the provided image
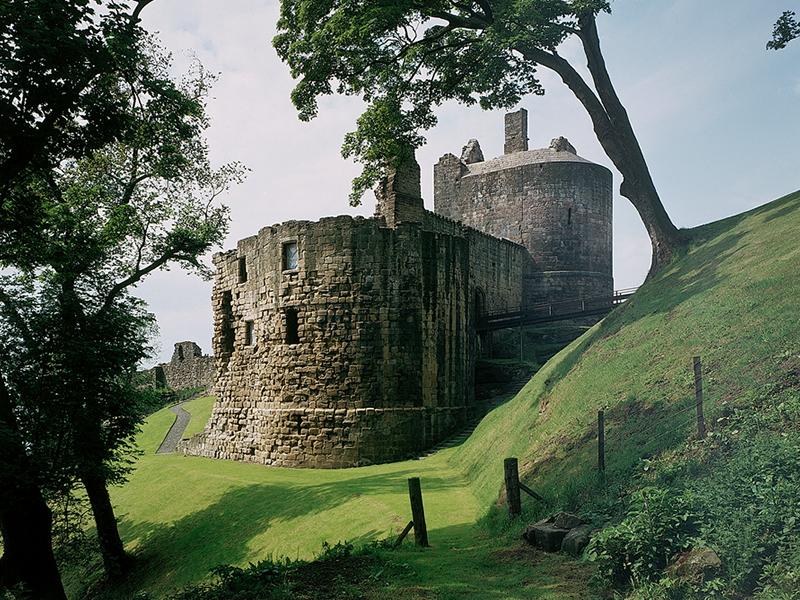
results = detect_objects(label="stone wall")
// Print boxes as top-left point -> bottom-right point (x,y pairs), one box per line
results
139,341 -> 214,391
161,341 -> 215,391
181,160 -> 528,468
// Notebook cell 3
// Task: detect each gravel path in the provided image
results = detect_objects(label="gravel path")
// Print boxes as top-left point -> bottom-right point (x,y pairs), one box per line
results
156,403 -> 191,454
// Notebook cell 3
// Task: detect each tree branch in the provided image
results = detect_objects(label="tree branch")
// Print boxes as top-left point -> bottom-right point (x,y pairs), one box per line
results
474,0 -> 493,21
99,249 -> 180,314
576,12 -> 677,243
130,0 -> 157,24
515,46 -> 615,142
414,3 -> 489,30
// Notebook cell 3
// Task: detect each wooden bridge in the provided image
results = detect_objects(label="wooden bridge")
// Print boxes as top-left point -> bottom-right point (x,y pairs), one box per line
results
476,287 -> 638,332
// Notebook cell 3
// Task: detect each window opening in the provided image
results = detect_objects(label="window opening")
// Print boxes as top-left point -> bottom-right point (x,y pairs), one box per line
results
238,257 -> 248,283
245,321 -> 255,346
282,241 -> 299,271
285,308 -> 300,344
567,207 -> 572,225
221,291 -> 235,354
177,345 -> 184,360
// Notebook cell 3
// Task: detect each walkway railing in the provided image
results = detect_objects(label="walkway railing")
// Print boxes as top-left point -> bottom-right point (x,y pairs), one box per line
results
476,287 -> 638,332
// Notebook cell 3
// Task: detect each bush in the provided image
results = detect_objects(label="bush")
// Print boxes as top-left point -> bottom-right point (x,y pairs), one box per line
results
165,541 -> 387,600
587,486 -> 703,587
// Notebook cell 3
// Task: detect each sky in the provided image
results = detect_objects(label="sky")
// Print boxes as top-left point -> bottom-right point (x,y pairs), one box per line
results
135,0 -> 800,366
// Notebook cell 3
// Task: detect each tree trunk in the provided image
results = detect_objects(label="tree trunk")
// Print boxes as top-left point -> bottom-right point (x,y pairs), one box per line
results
0,377 -> 67,600
81,470 -> 130,581
577,13 -> 681,273
519,22 -> 682,275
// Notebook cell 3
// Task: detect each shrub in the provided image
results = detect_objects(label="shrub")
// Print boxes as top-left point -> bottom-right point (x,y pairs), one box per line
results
587,486 -> 703,587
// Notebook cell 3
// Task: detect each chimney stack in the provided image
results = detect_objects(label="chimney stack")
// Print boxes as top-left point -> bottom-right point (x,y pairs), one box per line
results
504,109 -> 529,154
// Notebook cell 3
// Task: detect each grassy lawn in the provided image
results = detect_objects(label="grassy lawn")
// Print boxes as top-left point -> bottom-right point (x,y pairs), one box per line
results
180,395 -> 215,439
66,190 -> 800,598
74,411 -> 495,597
69,392 -> 594,599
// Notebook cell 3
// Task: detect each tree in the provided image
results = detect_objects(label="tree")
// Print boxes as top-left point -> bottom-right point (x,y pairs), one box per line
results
0,2 -> 159,597
274,0 -> 682,274
0,4 -> 241,595
768,11 -> 799,49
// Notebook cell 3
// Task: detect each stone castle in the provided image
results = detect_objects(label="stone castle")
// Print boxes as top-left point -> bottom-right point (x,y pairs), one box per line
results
180,109 -> 613,468
142,341 -> 215,391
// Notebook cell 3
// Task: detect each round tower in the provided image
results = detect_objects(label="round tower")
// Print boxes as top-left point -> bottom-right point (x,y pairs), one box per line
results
434,108 -> 613,304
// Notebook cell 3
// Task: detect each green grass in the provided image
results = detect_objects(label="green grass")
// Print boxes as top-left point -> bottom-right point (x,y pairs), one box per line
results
67,190 -> 800,599
452,190 -> 800,515
181,395 -> 215,439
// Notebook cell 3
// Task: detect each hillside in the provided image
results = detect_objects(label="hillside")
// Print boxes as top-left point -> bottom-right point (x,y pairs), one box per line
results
66,190 -> 800,599
454,188 -> 800,509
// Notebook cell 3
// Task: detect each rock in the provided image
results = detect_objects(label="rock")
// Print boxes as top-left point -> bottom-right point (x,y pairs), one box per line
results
561,525 -> 593,557
523,519 -> 570,552
667,547 -> 722,582
522,518 -> 549,544
552,512 -> 584,530
533,524 -> 570,552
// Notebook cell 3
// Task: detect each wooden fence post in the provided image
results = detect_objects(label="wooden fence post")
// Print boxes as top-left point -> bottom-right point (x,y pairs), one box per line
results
407,477 -> 429,547
693,356 -> 706,438
598,409 -> 605,472
394,520 -> 414,548
504,457 -> 522,517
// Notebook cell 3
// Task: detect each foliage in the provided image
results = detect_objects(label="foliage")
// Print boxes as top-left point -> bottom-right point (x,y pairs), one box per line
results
273,0 -> 609,203
0,0 -> 154,229
0,6 -> 242,588
587,487 -> 703,586
161,541 -> 383,600
588,382 -> 800,599
686,389 -> 800,597
767,11 -> 799,50
0,34 -> 240,492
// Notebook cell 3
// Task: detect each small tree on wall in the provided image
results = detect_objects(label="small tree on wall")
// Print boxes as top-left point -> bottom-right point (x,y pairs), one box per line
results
274,0 -> 682,275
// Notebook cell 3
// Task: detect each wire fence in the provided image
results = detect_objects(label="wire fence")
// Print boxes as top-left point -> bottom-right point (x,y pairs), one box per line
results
504,355 -> 713,515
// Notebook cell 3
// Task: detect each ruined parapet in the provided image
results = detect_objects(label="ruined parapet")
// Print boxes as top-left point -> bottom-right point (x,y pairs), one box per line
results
504,108 -> 529,154
550,136 -> 576,154
159,341 -> 215,391
461,139 -> 484,164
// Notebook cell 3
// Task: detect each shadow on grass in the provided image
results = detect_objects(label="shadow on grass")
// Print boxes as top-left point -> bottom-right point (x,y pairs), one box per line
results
85,465 -> 470,598
381,521 -> 598,600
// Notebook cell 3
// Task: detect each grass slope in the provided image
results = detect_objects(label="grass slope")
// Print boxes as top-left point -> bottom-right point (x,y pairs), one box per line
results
453,190 -> 800,515
69,190 -> 800,598
181,395 -> 215,439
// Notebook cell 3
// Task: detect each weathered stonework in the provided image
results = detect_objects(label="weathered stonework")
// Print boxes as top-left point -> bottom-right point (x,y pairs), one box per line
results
140,341 -> 215,391
182,110 -> 613,468
435,109 -> 613,303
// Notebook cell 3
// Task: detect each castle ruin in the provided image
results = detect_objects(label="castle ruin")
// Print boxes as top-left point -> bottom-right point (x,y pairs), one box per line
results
180,109 -> 612,468
142,341 -> 215,391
